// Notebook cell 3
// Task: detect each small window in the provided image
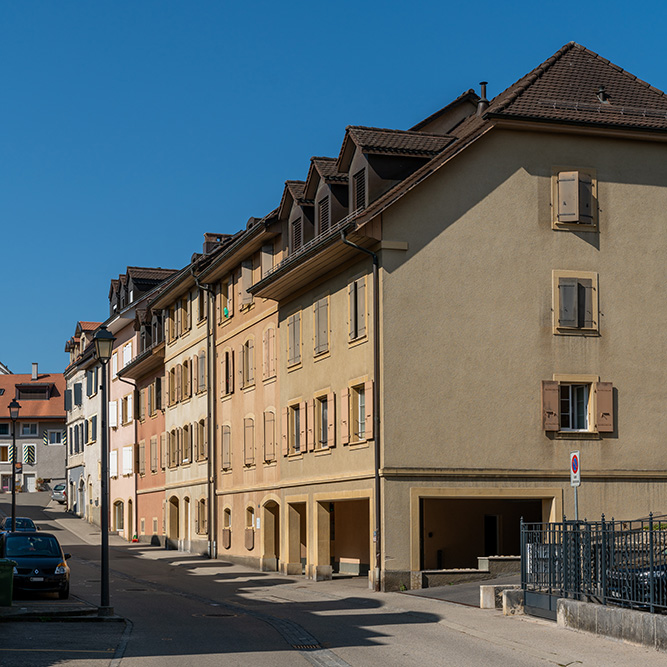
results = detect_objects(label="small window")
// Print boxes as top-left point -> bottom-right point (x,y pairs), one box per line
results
47,430 -> 62,445
219,277 -> 234,322
553,271 -> 599,335
291,218 -> 303,252
316,395 -> 328,448
182,424 -> 192,464
318,196 -> 330,235
198,288 -> 206,322
348,277 -> 367,341
21,423 -> 37,436
351,385 -> 366,441
289,404 -> 302,454
552,168 -> 597,230
138,440 -> 146,475
0,424 -> 9,436
541,378 -> 613,434
221,349 -> 234,396
22,444 -> 36,465
353,169 -> 366,211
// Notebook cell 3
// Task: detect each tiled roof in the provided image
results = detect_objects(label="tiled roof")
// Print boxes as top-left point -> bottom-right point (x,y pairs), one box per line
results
489,42 -> 667,130
127,266 -> 179,282
344,126 -> 455,157
78,321 -> 101,331
285,180 -> 310,204
410,89 -> 479,132
0,373 -> 66,419
311,157 -> 348,183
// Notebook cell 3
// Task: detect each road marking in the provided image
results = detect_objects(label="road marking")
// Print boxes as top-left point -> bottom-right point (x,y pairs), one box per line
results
0,648 -> 115,654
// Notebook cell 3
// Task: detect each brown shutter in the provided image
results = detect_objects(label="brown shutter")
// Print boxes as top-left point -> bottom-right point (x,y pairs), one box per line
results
193,422 -> 199,459
241,260 -> 253,305
287,316 -> 294,365
187,294 -> 192,329
313,300 -> 320,353
248,339 -> 254,384
299,401 -> 307,449
220,353 -> 227,397
239,345 -> 245,387
262,330 -> 268,379
327,392 -> 336,448
348,282 -> 355,340
269,328 -> 276,376
542,380 -> 560,431
580,279 -> 594,328
176,365 -> 182,402
203,419 -> 208,458
228,350 -> 234,393
357,278 -> 366,338
227,275 -> 234,314
595,382 -> 614,432
557,171 -> 579,223
294,312 -> 301,364
222,425 -> 231,469
579,172 -> 593,224
307,399 -> 315,452
261,244 -> 273,278
341,387 -> 350,444
558,278 -> 578,328
281,407 -> 289,456
364,380 -> 374,440
192,355 -> 199,394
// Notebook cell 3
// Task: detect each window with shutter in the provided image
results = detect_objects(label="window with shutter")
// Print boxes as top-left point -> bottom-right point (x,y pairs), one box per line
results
553,168 -> 597,229
261,244 -> 274,278
314,297 -> 329,355
199,351 -> 206,391
91,415 -> 97,442
74,383 -> 82,406
65,389 -> 72,412
553,271 -> 598,334
244,417 -> 255,466
109,401 -> 118,428
348,277 -> 367,340
318,196 -> 330,235
110,450 -> 118,478
138,440 -> 146,475
287,313 -> 301,366
241,260 -> 253,306
353,169 -> 366,211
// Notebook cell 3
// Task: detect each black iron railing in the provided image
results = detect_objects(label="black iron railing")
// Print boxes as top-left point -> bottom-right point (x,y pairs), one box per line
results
521,514 -> 667,614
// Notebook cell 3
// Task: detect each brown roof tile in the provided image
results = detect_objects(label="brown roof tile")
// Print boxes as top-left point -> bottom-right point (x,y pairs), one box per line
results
310,157 -> 348,183
489,42 -> 667,130
345,126 -> 455,156
0,373 -> 66,419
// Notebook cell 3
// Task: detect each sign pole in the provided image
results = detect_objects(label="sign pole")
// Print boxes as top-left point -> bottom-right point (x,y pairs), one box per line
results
570,451 -> 581,521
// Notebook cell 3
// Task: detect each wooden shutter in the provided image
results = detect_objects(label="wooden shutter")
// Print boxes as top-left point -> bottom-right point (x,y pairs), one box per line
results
227,276 -> 234,314
228,350 -> 235,393
109,401 -> 118,428
294,312 -> 301,364
91,415 -> 97,442
558,278 -> 578,327
281,407 -> 288,456
65,390 -> 72,411
192,355 -> 198,394
341,388 -> 350,444
244,418 -> 254,465
578,172 -> 593,224
199,352 -> 206,391
269,328 -> 276,376
348,282 -> 356,340
187,294 -> 192,330
74,383 -> 82,405
542,380 -> 560,431
364,380 -> 374,439
262,330 -> 268,379
357,278 -> 366,338
557,171 -> 579,223
327,392 -> 336,448
319,298 -> 328,353
580,279 -> 594,328
261,244 -> 273,278
307,400 -> 315,452
313,300 -> 320,353
239,345 -> 246,387
220,353 -> 227,397
84,419 -> 89,444
287,316 -> 295,365
176,365 -> 182,402
292,218 -> 303,250
299,402 -> 307,452
595,382 -> 614,432
248,339 -> 254,384
241,260 -> 253,305
193,422 -> 199,459
264,411 -> 275,461
222,426 -> 231,469
160,433 -> 166,469
353,169 -> 366,210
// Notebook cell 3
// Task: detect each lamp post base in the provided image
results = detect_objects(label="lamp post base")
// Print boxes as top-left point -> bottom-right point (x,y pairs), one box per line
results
97,606 -> 115,617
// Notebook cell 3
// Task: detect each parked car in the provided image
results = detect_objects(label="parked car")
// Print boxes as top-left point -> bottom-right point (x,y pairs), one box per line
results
0,517 -> 37,532
0,531 -> 70,599
51,484 -> 66,505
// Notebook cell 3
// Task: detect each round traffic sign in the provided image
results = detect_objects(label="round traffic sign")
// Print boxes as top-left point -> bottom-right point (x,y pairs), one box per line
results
571,454 -> 579,474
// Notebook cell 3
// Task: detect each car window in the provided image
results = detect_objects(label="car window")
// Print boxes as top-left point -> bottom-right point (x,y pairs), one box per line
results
5,535 -> 61,558
2,518 -> 35,530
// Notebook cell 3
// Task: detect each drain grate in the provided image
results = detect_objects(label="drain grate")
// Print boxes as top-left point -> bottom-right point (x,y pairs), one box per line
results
292,644 -> 321,650
193,612 -> 236,618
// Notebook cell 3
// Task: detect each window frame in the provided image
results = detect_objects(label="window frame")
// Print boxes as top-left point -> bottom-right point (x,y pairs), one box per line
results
552,270 -> 599,335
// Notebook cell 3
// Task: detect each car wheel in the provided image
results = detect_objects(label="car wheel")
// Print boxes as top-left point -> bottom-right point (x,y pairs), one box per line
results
58,586 -> 69,600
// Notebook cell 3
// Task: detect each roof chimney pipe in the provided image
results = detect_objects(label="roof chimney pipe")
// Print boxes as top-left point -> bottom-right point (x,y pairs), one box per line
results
32,362 -> 38,380
477,81 -> 489,116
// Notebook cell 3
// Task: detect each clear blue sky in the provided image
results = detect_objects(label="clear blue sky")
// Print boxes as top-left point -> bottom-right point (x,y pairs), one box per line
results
1,1 -> 665,373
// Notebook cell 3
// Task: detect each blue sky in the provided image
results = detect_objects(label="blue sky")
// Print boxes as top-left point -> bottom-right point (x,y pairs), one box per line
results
1,1 -> 665,373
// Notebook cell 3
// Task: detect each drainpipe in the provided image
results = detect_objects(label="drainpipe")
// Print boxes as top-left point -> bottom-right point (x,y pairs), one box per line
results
116,374 -> 138,541
341,230 -> 382,592
192,267 -> 218,559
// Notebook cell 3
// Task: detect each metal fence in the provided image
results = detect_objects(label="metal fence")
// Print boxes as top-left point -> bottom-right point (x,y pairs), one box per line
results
521,514 -> 667,615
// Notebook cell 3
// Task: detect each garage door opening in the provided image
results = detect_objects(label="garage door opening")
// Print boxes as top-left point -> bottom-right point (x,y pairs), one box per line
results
420,497 -> 543,569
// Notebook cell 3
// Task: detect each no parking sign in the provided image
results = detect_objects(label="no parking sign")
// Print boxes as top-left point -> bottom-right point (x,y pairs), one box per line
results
570,451 -> 581,487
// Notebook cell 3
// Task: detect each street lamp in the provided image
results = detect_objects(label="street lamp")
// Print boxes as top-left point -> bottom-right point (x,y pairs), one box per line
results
93,325 -> 115,616
8,398 -> 21,533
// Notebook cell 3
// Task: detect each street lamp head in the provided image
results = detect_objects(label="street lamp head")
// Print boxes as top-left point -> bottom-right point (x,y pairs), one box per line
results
94,325 -> 116,363
8,398 -> 21,421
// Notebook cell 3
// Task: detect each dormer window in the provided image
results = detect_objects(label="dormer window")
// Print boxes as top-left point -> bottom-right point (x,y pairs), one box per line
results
291,218 -> 303,252
353,169 -> 366,211
318,196 -> 330,235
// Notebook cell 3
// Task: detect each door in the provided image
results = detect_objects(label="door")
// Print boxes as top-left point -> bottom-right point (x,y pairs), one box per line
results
24,474 -> 36,493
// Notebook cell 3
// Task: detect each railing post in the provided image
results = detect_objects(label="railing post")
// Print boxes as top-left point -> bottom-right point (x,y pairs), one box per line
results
601,514 -> 607,605
649,512 -> 655,614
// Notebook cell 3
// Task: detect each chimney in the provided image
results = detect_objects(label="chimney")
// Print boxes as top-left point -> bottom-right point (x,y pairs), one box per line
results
203,232 -> 233,255
32,362 -> 38,380
476,81 -> 489,116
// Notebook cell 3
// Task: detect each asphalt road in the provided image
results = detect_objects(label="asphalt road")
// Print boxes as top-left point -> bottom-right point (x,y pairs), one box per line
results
2,492 -> 667,666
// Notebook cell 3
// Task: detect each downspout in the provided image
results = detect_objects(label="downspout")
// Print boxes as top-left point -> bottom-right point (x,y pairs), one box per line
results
192,267 -> 218,559
341,230 -> 382,592
116,374 -> 138,541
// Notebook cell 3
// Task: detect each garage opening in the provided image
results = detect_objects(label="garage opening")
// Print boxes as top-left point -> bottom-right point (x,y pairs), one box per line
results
420,497 -> 543,569
329,499 -> 370,576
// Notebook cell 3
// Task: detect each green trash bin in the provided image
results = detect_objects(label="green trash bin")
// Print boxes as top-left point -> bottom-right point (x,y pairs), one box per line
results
0,559 -> 16,607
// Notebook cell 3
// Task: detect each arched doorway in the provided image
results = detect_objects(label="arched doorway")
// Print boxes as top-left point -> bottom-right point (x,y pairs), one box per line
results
262,501 -> 280,571
113,500 -> 124,533
168,496 -> 179,549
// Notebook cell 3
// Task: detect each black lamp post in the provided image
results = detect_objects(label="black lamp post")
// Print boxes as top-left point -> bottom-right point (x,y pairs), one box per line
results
93,325 -> 115,616
8,398 -> 21,532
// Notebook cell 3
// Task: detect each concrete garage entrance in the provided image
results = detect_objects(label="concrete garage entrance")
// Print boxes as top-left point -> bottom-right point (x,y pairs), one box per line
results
329,499 -> 370,576
420,497 -> 542,569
